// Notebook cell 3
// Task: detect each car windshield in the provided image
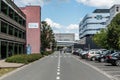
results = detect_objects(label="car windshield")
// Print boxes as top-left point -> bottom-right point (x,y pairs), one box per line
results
111,52 -> 120,56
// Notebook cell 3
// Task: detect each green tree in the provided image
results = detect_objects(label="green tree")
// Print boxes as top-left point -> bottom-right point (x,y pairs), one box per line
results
93,13 -> 120,50
107,13 -> 120,50
93,29 -> 108,49
41,21 -> 56,51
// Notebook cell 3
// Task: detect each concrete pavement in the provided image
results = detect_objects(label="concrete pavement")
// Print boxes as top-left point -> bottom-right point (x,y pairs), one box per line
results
0,51 -> 112,80
0,60 -> 24,68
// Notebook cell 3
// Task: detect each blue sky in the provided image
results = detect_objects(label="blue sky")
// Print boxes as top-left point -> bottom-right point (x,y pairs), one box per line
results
14,0 -> 120,40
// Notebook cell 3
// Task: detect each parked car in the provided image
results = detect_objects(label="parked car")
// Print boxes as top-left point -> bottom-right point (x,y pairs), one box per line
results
96,50 -> 113,62
80,51 -> 88,59
106,52 -> 120,66
86,49 -> 101,61
73,49 -> 82,56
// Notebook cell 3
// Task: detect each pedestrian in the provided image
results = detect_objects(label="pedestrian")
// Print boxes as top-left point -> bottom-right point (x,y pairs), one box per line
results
8,50 -> 12,57
60,49 -> 62,54
27,44 -> 32,54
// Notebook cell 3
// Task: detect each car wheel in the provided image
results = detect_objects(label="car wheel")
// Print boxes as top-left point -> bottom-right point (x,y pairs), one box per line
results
91,57 -> 95,61
100,58 -> 104,62
115,60 -> 120,66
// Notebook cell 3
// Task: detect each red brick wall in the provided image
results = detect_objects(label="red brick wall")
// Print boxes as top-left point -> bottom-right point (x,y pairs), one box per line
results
21,6 -> 41,53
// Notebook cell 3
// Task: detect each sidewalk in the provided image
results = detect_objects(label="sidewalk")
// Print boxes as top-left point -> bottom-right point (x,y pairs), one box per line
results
0,60 -> 24,68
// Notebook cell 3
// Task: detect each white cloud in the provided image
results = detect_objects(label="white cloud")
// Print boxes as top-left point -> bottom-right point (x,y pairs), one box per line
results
44,18 -> 79,40
14,0 -> 50,7
45,18 -> 62,29
66,24 -> 78,30
66,24 -> 79,40
76,0 -> 120,8
53,30 -> 60,33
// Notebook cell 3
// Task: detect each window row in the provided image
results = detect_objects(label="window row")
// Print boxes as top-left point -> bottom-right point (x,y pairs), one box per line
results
0,21 -> 26,39
0,41 -> 25,58
1,1 -> 26,27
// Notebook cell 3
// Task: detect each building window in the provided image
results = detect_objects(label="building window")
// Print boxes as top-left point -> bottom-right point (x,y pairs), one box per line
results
1,21 -> 7,33
14,28 -> 18,37
23,32 -> 26,39
1,1 -> 8,15
95,15 -> 103,20
19,31 -> 22,38
116,7 -> 119,12
9,8 -> 14,19
8,25 -> 13,35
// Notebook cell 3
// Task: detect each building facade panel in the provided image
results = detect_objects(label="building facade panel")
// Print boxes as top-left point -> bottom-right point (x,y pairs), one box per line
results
107,4 -> 120,25
0,0 -> 26,59
55,33 -> 75,41
79,9 -> 110,39
79,9 -> 110,49
21,6 -> 41,53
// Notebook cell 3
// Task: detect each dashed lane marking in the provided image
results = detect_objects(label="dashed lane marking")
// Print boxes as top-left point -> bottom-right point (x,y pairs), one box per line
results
57,72 -> 60,75
56,76 -> 60,80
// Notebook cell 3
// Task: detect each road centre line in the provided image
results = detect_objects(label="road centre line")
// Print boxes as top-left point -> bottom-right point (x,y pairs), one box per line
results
56,76 -> 60,80
56,52 -> 61,80
57,69 -> 60,72
57,72 -> 60,75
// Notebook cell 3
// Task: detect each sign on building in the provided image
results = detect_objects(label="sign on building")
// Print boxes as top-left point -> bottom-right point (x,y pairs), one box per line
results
28,23 -> 39,28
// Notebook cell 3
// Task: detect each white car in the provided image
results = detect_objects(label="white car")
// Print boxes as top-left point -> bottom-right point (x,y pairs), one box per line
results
87,50 -> 101,61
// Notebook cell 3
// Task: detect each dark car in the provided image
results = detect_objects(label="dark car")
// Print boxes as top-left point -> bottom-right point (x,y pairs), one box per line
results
106,52 -> 120,66
72,49 -> 82,56
80,51 -> 88,59
96,50 -> 115,62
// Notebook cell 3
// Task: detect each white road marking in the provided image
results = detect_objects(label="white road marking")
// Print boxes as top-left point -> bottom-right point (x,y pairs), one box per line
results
56,52 -> 61,80
57,72 -> 60,75
56,76 -> 60,80
57,69 -> 60,72
58,66 -> 60,69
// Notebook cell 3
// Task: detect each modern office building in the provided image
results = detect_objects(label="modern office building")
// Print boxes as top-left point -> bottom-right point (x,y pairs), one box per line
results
107,4 -> 120,25
54,33 -> 75,52
0,0 -> 26,58
55,33 -> 75,42
79,9 -> 110,49
20,6 -> 41,53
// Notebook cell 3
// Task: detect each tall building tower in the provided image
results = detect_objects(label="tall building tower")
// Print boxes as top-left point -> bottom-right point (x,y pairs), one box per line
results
21,6 -> 41,53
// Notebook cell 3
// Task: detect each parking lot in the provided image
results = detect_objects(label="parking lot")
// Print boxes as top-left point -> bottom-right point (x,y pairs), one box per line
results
78,57 -> 120,80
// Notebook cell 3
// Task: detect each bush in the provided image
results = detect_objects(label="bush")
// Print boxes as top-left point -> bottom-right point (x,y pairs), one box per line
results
6,54 -> 43,64
42,51 -> 53,56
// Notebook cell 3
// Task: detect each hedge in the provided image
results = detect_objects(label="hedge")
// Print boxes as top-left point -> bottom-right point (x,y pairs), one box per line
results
5,54 -> 43,64
41,51 -> 53,56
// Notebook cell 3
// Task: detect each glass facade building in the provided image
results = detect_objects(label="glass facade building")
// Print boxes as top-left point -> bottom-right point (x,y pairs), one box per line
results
0,0 -> 26,59
79,9 -> 110,39
79,9 -> 110,49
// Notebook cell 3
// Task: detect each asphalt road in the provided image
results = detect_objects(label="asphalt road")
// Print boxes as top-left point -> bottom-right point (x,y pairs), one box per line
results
79,57 -> 120,80
0,51 -> 112,80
